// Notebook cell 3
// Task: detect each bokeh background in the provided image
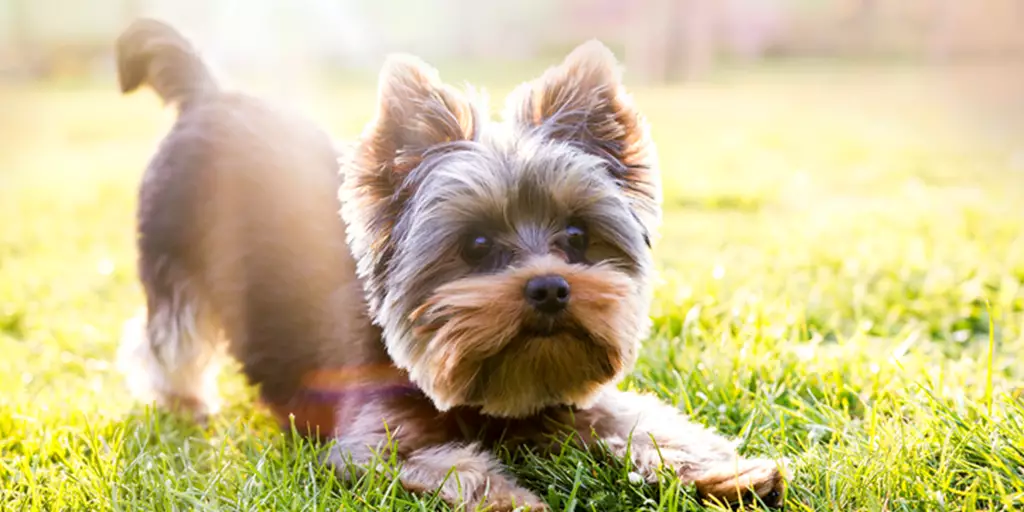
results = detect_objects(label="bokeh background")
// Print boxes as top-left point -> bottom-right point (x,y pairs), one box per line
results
3,0 -> 1024,187
4,0 -> 1024,82
2,1 -> 1024,510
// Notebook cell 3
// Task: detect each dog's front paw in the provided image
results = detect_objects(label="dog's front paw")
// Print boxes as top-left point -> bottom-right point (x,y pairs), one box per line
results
473,494 -> 548,512
694,458 -> 787,509
469,482 -> 548,511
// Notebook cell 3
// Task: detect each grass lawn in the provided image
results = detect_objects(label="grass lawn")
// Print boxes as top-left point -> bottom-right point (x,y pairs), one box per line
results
1,62 -> 1023,511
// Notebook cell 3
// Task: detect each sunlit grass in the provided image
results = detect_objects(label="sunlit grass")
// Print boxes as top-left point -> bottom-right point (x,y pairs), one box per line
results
1,63 -> 1023,510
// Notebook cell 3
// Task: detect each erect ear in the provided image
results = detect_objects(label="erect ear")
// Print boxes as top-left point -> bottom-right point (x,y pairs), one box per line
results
353,54 -> 477,180
505,40 -> 661,241
341,55 -> 478,316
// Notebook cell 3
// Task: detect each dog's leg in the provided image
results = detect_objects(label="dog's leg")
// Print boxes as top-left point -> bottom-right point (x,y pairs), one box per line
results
118,279 -> 224,422
331,441 -> 544,511
325,401 -> 547,511
573,390 -> 787,508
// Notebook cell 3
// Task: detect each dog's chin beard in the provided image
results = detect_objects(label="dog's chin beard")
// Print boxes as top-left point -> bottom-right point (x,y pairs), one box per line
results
453,325 -> 622,418
412,316 -> 619,416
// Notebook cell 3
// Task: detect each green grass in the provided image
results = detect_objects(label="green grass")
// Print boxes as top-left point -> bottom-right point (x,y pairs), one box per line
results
2,63 -> 1024,511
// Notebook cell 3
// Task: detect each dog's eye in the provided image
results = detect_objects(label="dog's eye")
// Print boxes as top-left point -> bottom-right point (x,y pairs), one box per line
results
462,234 -> 494,263
566,223 -> 588,252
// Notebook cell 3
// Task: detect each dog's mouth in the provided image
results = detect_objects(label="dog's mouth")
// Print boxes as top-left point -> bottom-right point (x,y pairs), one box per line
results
519,315 -> 589,338
465,322 -> 617,414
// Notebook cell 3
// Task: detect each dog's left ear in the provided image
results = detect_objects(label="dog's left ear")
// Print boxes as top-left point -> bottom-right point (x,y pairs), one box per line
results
506,40 -> 660,241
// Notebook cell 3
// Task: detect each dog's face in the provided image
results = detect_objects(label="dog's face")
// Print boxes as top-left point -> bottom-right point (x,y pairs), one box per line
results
341,41 -> 661,417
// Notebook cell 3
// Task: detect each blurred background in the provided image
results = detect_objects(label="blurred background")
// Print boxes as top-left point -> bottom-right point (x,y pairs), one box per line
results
3,0 -> 1024,147
3,0 -> 1024,82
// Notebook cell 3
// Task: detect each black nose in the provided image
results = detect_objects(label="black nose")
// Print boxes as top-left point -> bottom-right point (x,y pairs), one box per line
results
524,275 -> 570,314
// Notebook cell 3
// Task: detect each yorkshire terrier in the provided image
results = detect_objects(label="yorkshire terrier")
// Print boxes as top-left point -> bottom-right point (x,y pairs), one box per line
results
116,18 -> 787,511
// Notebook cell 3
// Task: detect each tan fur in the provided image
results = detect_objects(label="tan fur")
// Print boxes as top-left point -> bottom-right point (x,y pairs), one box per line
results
410,256 -> 640,417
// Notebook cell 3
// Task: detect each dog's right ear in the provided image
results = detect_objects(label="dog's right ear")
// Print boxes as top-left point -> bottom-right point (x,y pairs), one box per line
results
353,55 -> 477,180
341,55 -> 477,316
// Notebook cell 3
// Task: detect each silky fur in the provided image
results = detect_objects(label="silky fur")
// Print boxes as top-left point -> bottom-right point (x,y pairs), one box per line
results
116,18 -> 787,511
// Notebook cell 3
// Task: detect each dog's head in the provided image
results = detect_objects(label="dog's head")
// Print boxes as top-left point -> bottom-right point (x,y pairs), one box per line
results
340,41 -> 661,417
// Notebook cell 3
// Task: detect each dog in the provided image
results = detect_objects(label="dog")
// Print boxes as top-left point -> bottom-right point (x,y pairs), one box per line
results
116,18 -> 787,511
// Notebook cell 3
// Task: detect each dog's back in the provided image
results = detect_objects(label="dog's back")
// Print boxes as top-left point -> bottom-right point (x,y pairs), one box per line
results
116,19 -> 380,424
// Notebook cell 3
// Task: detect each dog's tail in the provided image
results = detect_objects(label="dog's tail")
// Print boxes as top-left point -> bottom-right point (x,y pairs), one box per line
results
116,18 -> 217,109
